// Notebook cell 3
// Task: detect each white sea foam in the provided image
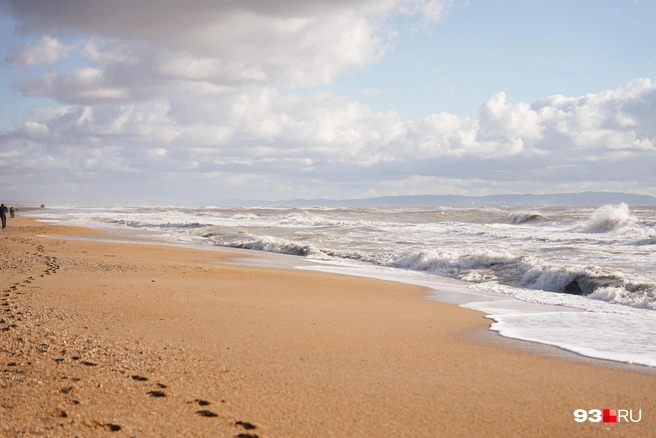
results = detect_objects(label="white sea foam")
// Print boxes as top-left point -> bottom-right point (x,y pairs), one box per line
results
313,246 -> 656,310
229,213 -> 260,220
389,248 -> 518,280
481,310 -> 656,367
112,219 -> 207,229
221,235 -> 324,257
588,285 -> 656,310
582,203 -> 637,233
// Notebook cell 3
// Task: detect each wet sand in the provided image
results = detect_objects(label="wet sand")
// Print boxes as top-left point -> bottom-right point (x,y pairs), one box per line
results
1,216 -> 654,437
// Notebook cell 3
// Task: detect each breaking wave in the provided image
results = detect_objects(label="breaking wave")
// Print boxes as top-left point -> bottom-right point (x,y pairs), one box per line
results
276,212 -> 371,228
388,250 -> 655,309
215,235 -> 323,257
582,203 -> 637,233
588,285 -> 656,309
509,211 -> 546,224
229,213 -> 260,220
317,247 -> 656,310
111,219 -> 207,229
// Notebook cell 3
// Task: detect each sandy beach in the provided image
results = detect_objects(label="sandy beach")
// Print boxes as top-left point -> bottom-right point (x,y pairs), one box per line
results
1,216 -> 654,437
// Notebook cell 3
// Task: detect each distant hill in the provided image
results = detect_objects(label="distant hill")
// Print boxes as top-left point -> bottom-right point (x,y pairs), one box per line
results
222,192 -> 656,207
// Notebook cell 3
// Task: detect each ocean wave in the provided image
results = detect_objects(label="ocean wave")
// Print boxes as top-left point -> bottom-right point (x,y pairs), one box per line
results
581,203 -> 637,233
391,249 -> 517,275
509,211 -> 547,224
588,285 -> 656,310
111,219 -> 207,229
229,213 -> 261,220
217,236 -> 324,257
632,236 -> 656,245
318,247 -> 656,310
276,212 -> 372,228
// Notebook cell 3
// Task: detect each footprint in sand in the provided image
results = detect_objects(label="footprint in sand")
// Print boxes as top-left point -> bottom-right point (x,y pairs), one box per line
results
131,375 -> 149,381
94,421 -> 121,432
235,421 -> 259,438
196,410 -> 219,417
236,421 -> 257,430
132,376 -> 169,397
192,400 -> 220,418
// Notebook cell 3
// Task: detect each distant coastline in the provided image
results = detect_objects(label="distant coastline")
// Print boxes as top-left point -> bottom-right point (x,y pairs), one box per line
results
221,191 -> 656,207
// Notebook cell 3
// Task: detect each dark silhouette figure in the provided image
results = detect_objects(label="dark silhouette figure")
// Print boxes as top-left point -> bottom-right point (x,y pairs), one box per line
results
9,206 -> 15,218
0,204 -> 7,228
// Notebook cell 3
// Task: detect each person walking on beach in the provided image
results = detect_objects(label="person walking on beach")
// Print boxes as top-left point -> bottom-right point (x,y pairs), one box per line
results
0,204 -> 7,228
10,206 -> 14,218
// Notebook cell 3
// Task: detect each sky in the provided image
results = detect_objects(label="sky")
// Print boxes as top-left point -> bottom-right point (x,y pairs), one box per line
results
0,0 -> 655,205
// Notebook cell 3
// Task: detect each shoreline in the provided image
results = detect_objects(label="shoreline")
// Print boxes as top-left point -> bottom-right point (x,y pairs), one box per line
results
19,215 -> 656,373
31,210 -> 656,370
43,223 -> 653,373
2,216 -> 655,436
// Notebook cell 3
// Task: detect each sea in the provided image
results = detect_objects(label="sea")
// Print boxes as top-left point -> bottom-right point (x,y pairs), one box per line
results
28,203 -> 656,368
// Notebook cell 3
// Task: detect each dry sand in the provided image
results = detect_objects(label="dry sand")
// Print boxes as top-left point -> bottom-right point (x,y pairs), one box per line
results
1,216 -> 654,437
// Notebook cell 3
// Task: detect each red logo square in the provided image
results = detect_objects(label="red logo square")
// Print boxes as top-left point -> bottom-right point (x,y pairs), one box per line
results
603,409 -> 617,423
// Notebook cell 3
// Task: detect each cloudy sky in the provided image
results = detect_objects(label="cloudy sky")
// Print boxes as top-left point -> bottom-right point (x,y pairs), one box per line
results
1,0 -> 655,205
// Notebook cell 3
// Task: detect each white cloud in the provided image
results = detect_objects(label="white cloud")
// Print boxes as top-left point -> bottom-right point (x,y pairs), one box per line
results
6,35 -> 73,66
3,80 -> 654,197
81,40 -> 137,65
21,121 -> 50,139
76,107 -> 94,126
148,148 -> 167,159
1,1 -> 654,202
478,92 -> 543,141
533,78 -> 656,152
3,0 -> 453,97
18,68 -> 131,103
398,0 -> 454,22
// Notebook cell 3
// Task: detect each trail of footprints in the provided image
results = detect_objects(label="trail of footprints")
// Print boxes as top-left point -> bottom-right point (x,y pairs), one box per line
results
126,373 -> 261,437
2,238 -> 262,437
51,369 -> 262,436
1,244 -> 59,329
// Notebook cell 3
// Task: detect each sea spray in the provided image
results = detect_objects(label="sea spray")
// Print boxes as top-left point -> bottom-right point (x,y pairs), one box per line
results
582,203 -> 637,233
